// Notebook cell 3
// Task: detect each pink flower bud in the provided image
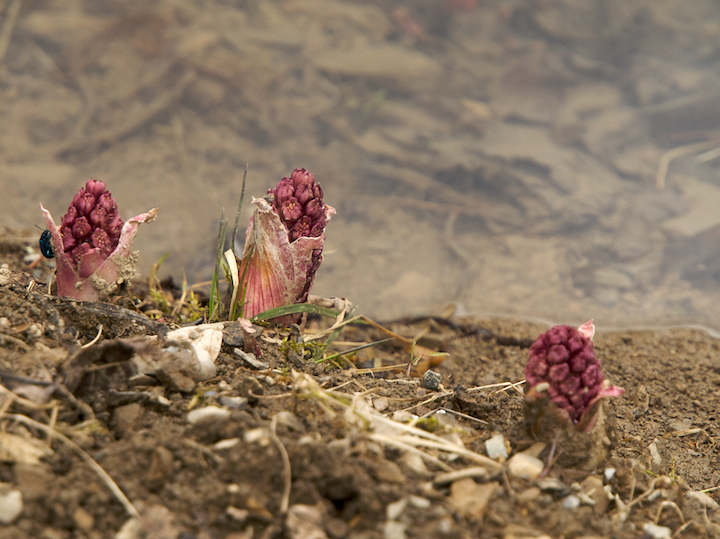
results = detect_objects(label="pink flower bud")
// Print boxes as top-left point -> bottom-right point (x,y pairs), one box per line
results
40,179 -> 157,301
238,169 -> 335,322
525,320 -> 624,431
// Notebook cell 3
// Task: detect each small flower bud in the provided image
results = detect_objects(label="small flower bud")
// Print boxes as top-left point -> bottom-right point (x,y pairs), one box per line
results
40,179 -> 157,301
525,321 -> 623,428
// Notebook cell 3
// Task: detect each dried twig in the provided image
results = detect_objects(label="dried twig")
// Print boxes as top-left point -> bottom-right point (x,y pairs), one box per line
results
270,414 -> 291,514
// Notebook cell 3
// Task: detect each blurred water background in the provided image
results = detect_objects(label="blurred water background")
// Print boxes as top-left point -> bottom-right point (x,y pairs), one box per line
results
3,0 -> 720,330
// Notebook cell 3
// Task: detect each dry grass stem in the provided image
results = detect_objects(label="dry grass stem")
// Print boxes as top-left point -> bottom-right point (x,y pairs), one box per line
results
466,380 -> 525,396
368,433 -> 451,471
654,500 -> 685,525
270,414 -> 291,514
423,408 -> 490,427
81,324 -> 103,348
183,438 -> 224,465
0,383 -> 58,411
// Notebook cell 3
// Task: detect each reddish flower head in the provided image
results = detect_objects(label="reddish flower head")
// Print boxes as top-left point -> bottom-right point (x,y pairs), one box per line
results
525,321 -> 623,429
40,180 -> 157,301
239,168 -> 335,321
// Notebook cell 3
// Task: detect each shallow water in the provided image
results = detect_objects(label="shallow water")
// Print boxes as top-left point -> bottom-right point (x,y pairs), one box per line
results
2,0 -> 720,330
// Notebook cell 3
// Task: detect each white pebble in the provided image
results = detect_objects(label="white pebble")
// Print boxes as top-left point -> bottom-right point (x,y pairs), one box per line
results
0,488 -> 23,524
386,498 -> 408,520
643,523 -> 672,539
563,495 -> 580,509
604,468 -> 616,481
507,453 -> 544,481
485,433 -> 508,460
384,520 -> 407,539
186,406 -> 231,424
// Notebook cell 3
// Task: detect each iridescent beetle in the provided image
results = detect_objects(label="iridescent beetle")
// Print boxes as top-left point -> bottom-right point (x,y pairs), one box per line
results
38,229 -> 54,259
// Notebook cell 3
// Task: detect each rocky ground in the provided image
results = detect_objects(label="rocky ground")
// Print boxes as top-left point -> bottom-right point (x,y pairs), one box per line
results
1,230 -> 720,539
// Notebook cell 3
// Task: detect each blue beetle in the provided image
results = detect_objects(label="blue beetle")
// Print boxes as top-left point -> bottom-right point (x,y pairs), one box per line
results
39,229 -> 55,259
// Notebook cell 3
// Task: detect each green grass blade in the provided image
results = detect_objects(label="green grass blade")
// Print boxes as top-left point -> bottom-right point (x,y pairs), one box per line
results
208,209 -> 227,321
231,164 -> 248,257
251,303 -> 340,323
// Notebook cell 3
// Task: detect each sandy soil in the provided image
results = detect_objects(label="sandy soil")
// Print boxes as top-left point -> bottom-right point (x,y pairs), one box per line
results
1,231 -> 720,539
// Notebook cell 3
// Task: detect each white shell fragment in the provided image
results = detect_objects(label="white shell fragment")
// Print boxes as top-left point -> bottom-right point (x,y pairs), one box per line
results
186,406 -> 231,424
165,324 -> 224,380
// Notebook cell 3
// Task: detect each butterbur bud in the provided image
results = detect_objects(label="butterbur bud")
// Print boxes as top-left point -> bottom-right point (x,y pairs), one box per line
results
525,320 -> 624,432
40,179 -> 157,301
239,168 -> 335,322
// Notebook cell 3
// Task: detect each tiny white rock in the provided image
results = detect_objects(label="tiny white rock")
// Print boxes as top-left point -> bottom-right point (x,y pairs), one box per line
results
0,487 -> 23,524
383,520 -> 407,539
485,433 -> 508,460
386,498 -> 408,520
643,523 -> 672,539
507,453 -> 544,481
604,467 -> 616,481
186,406 -> 231,424
563,494 -> 580,509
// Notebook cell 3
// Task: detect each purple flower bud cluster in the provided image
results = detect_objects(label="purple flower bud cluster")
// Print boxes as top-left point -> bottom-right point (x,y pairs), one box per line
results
60,180 -> 123,269
525,325 -> 603,422
267,168 -> 328,301
268,168 -> 327,241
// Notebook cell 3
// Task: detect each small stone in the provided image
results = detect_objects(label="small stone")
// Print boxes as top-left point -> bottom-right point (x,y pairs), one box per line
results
286,504 -> 328,539
214,438 -> 241,450
449,479 -> 498,520
421,370 -> 441,390
383,520 -> 407,539
219,396 -> 248,410
398,451 -> 428,475
536,477 -> 568,493
386,498 -> 408,521
507,453 -> 544,481
73,507 -> 95,531
408,496 -> 431,509
226,507 -> 249,522
0,486 -> 23,524
604,468 -> 616,481
485,433 -> 508,461
373,397 -> 389,411
374,460 -> 405,484
517,487 -> 542,502
186,406 -> 231,424
642,523 -> 672,539
233,348 -> 269,369
563,495 -> 580,509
